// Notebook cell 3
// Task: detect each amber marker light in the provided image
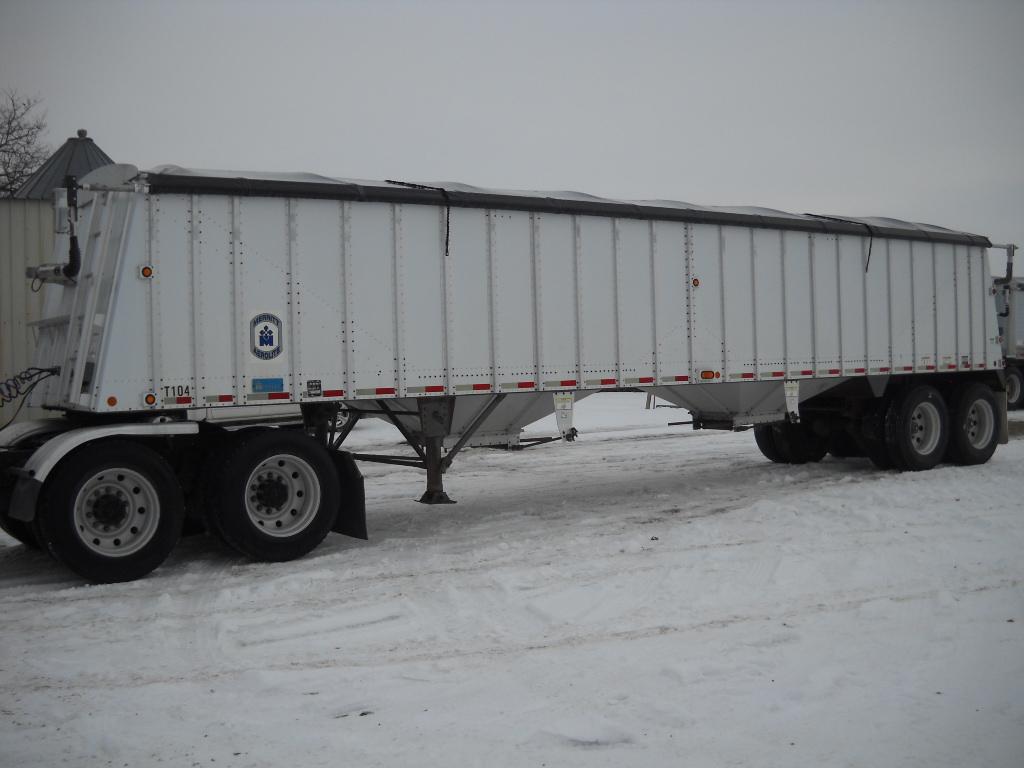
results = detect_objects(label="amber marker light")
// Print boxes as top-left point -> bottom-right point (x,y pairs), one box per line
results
140,265 -> 154,278
144,393 -> 157,406
700,370 -> 716,380
106,396 -> 118,407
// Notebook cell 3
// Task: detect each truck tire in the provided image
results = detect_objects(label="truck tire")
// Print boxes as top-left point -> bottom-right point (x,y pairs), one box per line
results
755,422 -> 826,464
1,478 -> 41,549
206,429 -> 339,562
1005,366 -> 1024,410
827,428 -> 863,458
33,440 -> 185,583
0,513 -> 41,548
884,385 -> 949,471
197,426 -> 272,545
0,425 -> 71,550
753,425 -> 786,462
852,405 -> 895,470
946,383 -> 999,465
772,422 -> 828,464
0,513 -> 40,549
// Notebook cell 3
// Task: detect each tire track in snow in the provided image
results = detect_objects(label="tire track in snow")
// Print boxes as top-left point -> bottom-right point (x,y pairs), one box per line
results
6,576 -> 1018,692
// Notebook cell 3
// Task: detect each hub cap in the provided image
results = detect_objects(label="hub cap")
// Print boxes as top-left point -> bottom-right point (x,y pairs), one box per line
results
73,468 -> 161,556
244,454 -> 321,537
964,398 -> 995,450
909,402 -> 942,456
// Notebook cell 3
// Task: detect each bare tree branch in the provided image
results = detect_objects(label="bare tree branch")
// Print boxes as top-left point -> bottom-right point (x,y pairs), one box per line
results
0,90 -> 49,197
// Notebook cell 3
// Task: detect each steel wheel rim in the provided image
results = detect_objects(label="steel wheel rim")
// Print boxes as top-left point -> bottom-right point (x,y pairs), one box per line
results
909,401 -> 942,456
244,454 -> 321,537
1007,373 -> 1021,405
965,398 -> 995,449
73,468 -> 161,557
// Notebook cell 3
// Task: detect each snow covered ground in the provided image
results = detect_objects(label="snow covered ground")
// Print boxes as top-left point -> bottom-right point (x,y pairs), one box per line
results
1,393 -> 1022,767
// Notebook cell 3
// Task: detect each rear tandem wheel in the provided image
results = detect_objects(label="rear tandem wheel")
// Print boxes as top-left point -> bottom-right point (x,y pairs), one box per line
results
204,429 -> 340,562
946,382 -> 999,465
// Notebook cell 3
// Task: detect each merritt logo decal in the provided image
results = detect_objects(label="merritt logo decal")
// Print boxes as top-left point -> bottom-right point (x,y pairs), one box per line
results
251,313 -> 283,360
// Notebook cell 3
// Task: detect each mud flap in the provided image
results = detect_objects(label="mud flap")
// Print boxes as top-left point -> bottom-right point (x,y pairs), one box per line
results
7,472 -> 41,522
996,390 -> 1009,445
329,450 -> 367,540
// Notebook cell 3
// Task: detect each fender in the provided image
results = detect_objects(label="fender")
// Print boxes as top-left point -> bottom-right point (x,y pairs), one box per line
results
6,422 -> 199,521
0,418 -> 70,449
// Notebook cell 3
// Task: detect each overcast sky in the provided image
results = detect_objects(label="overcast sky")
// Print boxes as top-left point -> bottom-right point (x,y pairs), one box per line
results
2,0 -> 1022,255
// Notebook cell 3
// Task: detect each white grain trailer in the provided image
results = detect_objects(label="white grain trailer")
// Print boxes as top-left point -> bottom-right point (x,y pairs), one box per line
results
0,164 -> 1008,582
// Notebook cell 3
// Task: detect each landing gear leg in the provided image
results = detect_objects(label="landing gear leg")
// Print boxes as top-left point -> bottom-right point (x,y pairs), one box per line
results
420,436 -> 453,504
418,397 -> 456,505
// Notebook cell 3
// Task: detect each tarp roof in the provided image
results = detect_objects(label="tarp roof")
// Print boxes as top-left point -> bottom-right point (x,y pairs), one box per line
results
135,165 -> 989,247
15,130 -> 113,200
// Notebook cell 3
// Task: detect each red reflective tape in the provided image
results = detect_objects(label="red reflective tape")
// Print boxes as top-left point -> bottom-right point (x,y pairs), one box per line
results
902,366 -> 913,371
740,372 -> 755,379
175,396 -> 192,405
600,378 -> 617,385
800,370 -> 813,376
962,362 -> 970,368
375,387 -> 396,395
854,367 -> 866,373
638,376 -> 654,384
268,392 -> 290,400
977,363 -> 986,369
675,375 -> 689,382
947,364 -> 957,370
925,365 -> 936,371
323,389 -> 344,397
424,385 -> 445,393
828,369 -> 841,375
472,383 -> 491,391
879,367 -> 891,373
560,379 -> 577,387
218,394 -> 234,402
771,371 -> 785,377
517,381 -> 535,389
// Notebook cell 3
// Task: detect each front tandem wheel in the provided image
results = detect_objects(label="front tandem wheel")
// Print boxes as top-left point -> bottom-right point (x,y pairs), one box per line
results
33,440 -> 185,583
884,385 -> 949,471
206,429 -> 339,562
